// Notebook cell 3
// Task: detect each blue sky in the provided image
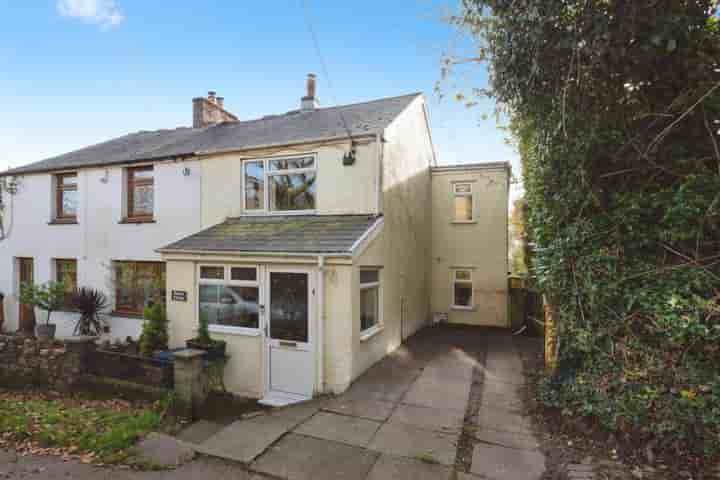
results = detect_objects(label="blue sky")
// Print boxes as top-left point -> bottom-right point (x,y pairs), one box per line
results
0,1 -> 520,197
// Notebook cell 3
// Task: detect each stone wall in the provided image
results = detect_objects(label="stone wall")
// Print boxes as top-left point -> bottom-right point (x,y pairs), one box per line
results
0,335 -> 79,389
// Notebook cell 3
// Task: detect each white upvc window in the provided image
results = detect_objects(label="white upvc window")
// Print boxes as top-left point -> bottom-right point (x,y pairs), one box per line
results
452,269 -> 474,309
198,265 -> 260,336
242,155 -> 317,214
453,182 -> 474,222
360,269 -> 382,337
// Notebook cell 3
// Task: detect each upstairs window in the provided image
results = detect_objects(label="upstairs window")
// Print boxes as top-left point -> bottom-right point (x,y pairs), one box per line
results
453,183 -> 473,222
55,173 -> 78,222
127,166 -> 154,221
452,269 -> 474,309
243,156 -> 317,213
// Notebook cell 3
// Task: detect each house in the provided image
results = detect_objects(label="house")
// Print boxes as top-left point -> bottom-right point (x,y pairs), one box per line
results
0,75 -> 509,405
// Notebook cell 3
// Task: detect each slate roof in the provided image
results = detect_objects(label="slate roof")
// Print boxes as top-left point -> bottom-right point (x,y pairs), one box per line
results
3,93 -> 421,176
158,215 -> 382,255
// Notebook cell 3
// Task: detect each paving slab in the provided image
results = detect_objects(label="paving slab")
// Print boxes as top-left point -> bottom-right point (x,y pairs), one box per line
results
478,406 -> 534,436
176,420 -> 225,444
482,380 -> 523,398
388,403 -> 464,434
323,397 -> 396,421
473,426 -> 541,451
251,433 -> 378,480
368,421 -> 459,466
268,399 -> 324,425
365,454 -> 454,480
131,432 -> 195,468
401,380 -> 469,412
481,392 -> 526,410
295,411 -> 382,447
198,414 -> 298,463
471,443 -> 544,479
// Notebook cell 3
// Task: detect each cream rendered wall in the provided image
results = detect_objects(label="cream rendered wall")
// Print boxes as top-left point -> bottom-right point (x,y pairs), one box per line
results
163,254 -> 355,398
200,139 -> 378,228
430,166 -> 509,327
0,160 -> 202,339
352,96 -> 434,380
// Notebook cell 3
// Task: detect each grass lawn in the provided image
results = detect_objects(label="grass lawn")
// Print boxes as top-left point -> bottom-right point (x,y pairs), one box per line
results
0,389 -> 170,464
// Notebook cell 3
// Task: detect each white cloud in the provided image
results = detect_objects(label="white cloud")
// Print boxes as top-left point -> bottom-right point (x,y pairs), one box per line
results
57,0 -> 125,29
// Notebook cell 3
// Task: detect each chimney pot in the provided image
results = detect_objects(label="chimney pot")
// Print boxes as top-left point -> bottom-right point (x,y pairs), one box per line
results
217,97 -> 225,109
207,91 -> 217,103
193,92 -> 238,128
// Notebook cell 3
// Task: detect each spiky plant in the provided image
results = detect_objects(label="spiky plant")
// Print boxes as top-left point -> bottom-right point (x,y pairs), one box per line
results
72,288 -> 109,336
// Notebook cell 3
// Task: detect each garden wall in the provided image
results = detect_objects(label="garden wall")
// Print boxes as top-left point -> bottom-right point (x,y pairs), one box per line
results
0,335 -> 86,390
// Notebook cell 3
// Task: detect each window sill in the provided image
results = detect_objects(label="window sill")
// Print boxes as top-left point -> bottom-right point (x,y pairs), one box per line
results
360,325 -> 384,342
451,220 -> 477,225
209,325 -> 261,337
110,311 -> 144,319
48,219 -> 78,225
451,305 -> 477,312
119,218 -> 156,224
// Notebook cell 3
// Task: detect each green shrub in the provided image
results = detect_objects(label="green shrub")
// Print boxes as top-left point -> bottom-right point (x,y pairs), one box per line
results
139,303 -> 168,357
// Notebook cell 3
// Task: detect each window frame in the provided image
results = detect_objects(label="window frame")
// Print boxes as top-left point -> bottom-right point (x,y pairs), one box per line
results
359,268 -> 383,339
113,261 -> 166,317
452,182 -> 474,223
241,155 -> 318,215
126,166 -> 155,222
54,258 -> 78,311
451,268 -> 474,310
197,264 -> 261,336
54,172 -> 78,222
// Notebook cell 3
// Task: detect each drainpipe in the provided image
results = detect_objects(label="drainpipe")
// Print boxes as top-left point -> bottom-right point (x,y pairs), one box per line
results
317,255 -> 326,394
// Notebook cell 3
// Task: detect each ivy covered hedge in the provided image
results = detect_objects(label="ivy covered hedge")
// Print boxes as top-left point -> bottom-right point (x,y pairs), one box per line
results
452,0 -> 720,460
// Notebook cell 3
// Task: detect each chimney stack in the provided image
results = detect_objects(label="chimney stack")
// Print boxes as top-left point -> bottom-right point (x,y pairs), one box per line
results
192,91 -> 238,128
301,73 -> 319,111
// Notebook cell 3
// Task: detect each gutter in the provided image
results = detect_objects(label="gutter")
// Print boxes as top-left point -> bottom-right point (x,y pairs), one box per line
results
0,133 -> 379,178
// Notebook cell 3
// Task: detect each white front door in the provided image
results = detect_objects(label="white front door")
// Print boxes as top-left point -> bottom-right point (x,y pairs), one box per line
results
265,268 -> 315,398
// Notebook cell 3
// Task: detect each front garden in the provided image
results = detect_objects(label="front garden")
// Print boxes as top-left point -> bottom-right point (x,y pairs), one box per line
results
0,388 -> 173,465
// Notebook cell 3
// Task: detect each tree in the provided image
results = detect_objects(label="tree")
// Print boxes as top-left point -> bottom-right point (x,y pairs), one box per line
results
448,0 -> 720,463
19,281 -> 66,326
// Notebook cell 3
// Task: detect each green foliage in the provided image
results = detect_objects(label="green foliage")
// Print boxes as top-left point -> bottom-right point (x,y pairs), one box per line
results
72,287 -> 110,336
19,281 -> 67,325
0,390 -> 162,462
196,309 -> 212,344
139,303 -> 168,357
451,0 -> 720,460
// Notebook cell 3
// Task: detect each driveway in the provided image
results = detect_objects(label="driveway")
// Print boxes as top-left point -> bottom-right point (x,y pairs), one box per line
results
0,325 -> 546,480
184,324 -> 547,480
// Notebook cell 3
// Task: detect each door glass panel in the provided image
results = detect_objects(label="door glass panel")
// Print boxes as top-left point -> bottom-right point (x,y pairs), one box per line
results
270,272 -> 308,342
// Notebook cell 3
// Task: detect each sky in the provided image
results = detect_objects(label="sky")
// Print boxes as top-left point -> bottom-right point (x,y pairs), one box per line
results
0,0 -> 521,199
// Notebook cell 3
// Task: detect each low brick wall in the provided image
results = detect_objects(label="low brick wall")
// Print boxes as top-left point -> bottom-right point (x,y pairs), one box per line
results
0,335 -> 81,390
87,349 -> 174,388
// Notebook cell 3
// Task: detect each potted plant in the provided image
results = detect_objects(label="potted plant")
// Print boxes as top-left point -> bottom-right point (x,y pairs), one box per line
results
19,281 -> 66,341
71,287 -> 109,336
186,313 -> 226,360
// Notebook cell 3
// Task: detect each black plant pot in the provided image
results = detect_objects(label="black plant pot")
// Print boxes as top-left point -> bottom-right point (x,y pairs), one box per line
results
186,339 -> 227,360
36,324 -> 56,341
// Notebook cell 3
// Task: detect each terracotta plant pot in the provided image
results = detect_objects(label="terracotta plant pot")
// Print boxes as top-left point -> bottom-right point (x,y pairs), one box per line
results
36,323 -> 56,341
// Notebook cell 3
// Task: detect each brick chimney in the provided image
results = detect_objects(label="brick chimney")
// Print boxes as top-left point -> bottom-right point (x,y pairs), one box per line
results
193,91 -> 238,128
301,73 -> 319,111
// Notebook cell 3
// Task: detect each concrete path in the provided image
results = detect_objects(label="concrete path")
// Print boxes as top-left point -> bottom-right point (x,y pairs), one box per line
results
179,325 -> 546,480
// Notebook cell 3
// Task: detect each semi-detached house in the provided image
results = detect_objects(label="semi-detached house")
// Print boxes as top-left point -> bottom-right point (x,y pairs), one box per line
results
0,75 -> 509,405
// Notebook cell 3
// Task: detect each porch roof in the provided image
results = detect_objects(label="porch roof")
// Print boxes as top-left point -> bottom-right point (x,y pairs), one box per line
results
158,214 -> 381,255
